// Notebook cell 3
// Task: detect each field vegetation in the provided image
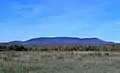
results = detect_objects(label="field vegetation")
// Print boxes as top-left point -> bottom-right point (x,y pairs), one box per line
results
0,44 -> 120,73
0,44 -> 120,51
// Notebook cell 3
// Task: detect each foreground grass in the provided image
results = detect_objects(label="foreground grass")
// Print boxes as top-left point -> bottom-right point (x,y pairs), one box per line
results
0,51 -> 120,73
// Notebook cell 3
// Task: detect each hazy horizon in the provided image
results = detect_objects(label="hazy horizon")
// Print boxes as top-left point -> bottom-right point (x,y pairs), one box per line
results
0,0 -> 120,42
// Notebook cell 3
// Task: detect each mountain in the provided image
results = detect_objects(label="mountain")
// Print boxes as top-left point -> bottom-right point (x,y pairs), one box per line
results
6,41 -> 24,45
4,37 -> 116,46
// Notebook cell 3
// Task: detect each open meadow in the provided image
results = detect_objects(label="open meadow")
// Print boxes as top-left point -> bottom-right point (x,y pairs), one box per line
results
0,51 -> 120,73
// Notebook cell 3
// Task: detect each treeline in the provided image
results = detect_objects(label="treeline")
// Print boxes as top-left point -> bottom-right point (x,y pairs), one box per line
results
0,44 -> 120,51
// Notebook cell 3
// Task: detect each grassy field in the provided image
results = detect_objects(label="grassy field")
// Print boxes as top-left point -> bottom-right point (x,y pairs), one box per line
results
0,51 -> 120,73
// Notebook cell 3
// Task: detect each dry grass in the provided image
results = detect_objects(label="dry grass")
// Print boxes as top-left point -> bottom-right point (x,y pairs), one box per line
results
0,51 -> 120,73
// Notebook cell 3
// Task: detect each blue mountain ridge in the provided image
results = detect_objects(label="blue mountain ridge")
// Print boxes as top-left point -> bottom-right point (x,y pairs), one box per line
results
4,37 -> 116,46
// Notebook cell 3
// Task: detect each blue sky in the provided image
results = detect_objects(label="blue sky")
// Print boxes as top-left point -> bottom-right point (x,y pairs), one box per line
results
0,0 -> 120,42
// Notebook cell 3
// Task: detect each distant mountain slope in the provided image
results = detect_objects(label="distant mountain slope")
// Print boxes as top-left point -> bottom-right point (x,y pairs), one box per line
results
4,37 -> 116,46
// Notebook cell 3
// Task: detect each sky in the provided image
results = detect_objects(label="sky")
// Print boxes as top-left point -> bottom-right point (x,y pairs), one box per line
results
0,0 -> 120,42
